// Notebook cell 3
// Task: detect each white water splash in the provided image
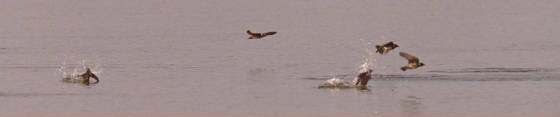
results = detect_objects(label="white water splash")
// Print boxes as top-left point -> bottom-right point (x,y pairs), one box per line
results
354,39 -> 379,84
57,58 -> 69,78
319,39 -> 379,88
358,39 -> 377,73
319,77 -> 354,88
57,59 -> 103,79
326,77 -> 346,85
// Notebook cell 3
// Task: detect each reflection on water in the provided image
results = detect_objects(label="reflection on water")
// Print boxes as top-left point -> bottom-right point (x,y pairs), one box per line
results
320,87 -> 372,93
400,96 -> 423,114
247,68 -> 270,76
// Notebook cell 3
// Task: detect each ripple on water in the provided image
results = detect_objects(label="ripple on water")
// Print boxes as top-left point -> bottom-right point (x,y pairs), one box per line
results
301,71 -> 560,82
427,67 -> 558,73
301,74 -> 353,81
141,64 -> 201,71
372,73 -> 560,81
0,65 -> 60,69
0,92 -> 92,98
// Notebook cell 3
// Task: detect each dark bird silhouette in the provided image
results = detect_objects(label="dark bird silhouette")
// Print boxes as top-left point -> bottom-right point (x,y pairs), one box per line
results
247,30 -> 277,39
399,52 -> 425,71
78,67 -> 99,83
376,41 -> 399,54
354,69 -> 373,87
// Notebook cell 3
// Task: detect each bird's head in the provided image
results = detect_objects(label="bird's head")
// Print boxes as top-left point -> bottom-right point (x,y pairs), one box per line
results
85,68 -> 92,73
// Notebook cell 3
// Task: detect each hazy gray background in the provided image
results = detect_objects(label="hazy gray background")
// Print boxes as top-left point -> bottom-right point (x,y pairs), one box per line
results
0,0 -> 559,115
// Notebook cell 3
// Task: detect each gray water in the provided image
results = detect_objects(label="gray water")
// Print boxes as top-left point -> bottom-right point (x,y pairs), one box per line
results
1,0 -> 560,115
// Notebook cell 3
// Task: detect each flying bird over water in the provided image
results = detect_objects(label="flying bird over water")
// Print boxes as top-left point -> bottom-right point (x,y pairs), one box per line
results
376,41 -> 399,54
246,30 -> 277,39
399,52 -> 425,71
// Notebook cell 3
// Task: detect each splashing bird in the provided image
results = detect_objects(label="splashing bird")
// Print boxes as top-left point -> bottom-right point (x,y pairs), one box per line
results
246,30 -> 277,39
399,52 -> 425,71
375,41 -> 399,54
62,67 -> 99,85
318,69 -> 373,89
354,69 -> 373,87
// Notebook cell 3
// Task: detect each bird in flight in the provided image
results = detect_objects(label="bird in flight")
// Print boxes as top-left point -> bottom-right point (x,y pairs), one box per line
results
399,52 -> 425,71
375,41 -> 399,54
246,30 -> 277,39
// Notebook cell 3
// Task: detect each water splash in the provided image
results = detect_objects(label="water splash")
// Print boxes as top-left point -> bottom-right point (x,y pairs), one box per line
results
57,59 -> 103,79
325,77 -> 346,85
320,39 -> 378,88
318,77 -> 354,89
359,39 -> 376,73
354,38 -> 381,84
57,57 -> 69,78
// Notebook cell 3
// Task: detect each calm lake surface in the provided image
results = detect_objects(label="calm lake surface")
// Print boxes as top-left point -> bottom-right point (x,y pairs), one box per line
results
1,0 -> 560,115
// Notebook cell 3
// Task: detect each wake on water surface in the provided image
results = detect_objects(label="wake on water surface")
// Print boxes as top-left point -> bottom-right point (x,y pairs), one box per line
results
313,40 -> 560,86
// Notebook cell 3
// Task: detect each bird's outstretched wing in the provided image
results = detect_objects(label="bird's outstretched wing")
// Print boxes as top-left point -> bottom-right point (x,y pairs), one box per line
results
399,52 -> 419,63
385,41 -> 394,46
385,41 -> 399,48
264,32 -> 277,36
90,73 -> 100,83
